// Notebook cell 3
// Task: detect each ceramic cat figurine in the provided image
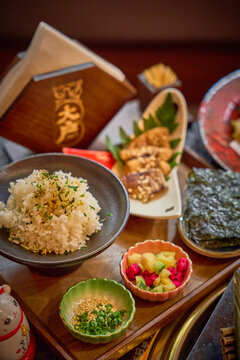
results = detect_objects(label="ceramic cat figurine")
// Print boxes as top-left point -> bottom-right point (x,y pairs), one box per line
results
0,284 -> 36,360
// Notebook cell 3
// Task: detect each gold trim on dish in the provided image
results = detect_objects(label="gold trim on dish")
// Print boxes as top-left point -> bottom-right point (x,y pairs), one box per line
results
167,285 -> 226,360
144,284 -> 226,360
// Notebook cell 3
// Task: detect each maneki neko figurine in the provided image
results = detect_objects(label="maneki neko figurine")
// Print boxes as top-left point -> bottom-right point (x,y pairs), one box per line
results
0,284 -> 36,360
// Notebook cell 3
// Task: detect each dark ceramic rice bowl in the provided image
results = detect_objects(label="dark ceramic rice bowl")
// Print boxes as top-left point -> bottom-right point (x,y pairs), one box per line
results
0,153 -> 130,275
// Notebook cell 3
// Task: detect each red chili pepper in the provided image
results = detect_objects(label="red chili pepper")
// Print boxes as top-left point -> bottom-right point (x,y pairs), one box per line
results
62,148 -> 116,169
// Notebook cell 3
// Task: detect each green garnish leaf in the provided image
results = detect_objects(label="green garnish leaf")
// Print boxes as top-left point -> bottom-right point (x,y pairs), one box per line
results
90,205 -> 95,210
119,127 -> 131,146
105,135 -> 123,165
143,114 -> 158,130
106,212 -> 113,217
133,120 -> 143,137
170,138 -> 181,149
169,152 -> 182,169
155,93 -> 178,133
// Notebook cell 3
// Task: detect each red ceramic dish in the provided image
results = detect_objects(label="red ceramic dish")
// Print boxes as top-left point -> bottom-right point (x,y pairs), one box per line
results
198,69 -> 240,172
120,240 -> 192,302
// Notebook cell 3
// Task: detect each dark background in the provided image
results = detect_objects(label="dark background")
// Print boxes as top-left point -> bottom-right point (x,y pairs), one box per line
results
0,0 -> 240,105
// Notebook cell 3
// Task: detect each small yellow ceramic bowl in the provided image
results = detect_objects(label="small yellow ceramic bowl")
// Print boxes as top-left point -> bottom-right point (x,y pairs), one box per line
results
120,240 -> 192,301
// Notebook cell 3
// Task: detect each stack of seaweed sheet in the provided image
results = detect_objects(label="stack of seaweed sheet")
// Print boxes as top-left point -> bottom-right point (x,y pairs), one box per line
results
184,168 -> 240,249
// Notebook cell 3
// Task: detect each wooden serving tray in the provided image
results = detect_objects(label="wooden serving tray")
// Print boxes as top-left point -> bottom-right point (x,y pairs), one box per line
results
0,146 -> 239,360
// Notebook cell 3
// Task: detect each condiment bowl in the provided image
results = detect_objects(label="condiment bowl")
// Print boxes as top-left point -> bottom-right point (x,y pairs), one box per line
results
120,240 -> 193,301
59,278 -> 135,343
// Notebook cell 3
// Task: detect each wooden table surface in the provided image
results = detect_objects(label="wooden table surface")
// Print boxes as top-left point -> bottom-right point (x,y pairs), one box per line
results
0,148 -> 239,360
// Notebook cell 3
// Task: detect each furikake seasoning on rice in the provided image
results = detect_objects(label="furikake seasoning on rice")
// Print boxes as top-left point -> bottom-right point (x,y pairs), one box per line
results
183,168 -> 240,249
0,169 -> 102,254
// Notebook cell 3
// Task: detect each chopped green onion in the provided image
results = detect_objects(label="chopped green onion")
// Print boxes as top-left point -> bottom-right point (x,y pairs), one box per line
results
42,172 -> 49,178
72,303 -> 126,335
36,184 -> 42,191
67,185 -> 79,191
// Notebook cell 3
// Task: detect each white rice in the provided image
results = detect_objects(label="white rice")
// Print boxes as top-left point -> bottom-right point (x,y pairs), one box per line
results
0,170 -> 102,254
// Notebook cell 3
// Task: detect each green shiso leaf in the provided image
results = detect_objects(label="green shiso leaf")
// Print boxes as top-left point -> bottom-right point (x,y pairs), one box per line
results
119,127 -> 131,146
143,113 -> 158,131
170,138 -> 181,149
133,120 -> 143,137
169,152 -> 182,169
155,93 -> 178,134
105,135 -> 123,165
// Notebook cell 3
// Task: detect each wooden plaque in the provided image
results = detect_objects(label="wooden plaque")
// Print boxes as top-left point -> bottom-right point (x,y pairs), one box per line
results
0,62 -> 136,152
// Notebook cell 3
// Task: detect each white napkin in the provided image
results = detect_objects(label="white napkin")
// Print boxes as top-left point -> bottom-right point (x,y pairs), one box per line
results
0,22 -> 125,118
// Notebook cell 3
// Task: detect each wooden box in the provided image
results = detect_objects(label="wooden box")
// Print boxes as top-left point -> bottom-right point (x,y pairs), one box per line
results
0,61 -> 136,153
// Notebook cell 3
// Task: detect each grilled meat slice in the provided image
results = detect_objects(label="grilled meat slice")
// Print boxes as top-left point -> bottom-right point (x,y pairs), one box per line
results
124,156 -> 171,176
120,145 -> 173,162
121,168 -> 168,203
126,127 -> 170,149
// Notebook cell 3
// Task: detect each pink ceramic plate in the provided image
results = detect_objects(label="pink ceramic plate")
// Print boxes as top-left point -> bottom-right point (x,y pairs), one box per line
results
120,240 -> 192,302
198,70 -> 240,172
